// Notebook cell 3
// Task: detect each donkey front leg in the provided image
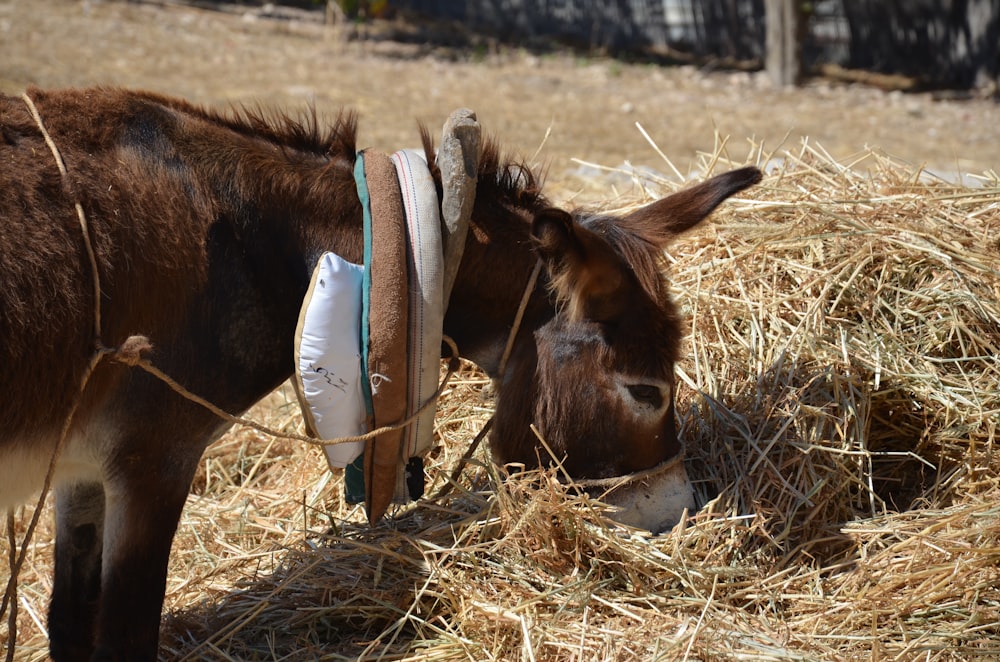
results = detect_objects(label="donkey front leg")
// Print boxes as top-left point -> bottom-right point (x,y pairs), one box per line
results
90,449 -> 200,661
48,481 -> 106,661
49,425 -> 203,662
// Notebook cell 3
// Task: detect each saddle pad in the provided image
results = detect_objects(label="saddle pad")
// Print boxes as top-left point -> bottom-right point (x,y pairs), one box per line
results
393,149 -> 444,489
357,149 -> 410,523
292,252 -> 366,468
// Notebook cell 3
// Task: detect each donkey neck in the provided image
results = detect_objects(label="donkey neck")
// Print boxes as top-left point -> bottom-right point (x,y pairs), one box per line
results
198,134 -> 364,274
165,117 -> 368,410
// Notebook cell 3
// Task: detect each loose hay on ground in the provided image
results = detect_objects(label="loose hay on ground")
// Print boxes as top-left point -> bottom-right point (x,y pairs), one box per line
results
3,142 -> 999,660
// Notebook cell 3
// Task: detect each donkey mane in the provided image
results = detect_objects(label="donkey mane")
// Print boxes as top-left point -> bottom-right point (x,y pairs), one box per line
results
152,89 -> 549,218
133,89 -> 360,158
417,123 -> 549,219
476,137 -> 548,212
158,91 -> 550,228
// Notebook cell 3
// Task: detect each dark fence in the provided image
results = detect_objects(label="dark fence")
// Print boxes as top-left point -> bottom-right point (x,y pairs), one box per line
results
388,0 -> 999,88
388,0 -> 669,52
841,0 -> 1000,89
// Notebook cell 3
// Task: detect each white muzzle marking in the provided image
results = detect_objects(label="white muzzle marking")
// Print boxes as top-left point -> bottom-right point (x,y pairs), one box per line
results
576,456 -> 695,534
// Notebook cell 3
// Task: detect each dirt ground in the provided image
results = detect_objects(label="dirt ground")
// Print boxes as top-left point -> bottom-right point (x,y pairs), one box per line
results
3,0 -> 1000,205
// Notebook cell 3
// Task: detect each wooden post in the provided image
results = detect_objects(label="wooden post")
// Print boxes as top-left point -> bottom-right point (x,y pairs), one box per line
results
765,0 -> 803,87
325,0 -> 347,26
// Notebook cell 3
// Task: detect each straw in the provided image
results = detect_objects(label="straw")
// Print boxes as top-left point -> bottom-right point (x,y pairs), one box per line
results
3,140 -> 998,661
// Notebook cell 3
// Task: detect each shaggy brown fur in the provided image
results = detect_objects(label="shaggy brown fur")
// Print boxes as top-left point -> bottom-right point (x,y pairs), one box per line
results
0,86 -> 758,660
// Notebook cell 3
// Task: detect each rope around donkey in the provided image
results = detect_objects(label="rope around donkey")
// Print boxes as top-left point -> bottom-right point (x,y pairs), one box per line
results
122,334 -> 462,449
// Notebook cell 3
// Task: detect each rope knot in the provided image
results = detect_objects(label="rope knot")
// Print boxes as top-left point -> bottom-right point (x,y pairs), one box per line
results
114,335 -> 153,366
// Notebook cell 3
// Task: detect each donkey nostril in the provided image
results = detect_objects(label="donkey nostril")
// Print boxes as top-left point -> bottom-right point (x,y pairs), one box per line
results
626,384 -> 664,410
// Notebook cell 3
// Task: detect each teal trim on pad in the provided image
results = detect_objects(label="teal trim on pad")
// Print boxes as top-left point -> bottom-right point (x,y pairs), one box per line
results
347,152 -> 374,506
354,152 -> 375,422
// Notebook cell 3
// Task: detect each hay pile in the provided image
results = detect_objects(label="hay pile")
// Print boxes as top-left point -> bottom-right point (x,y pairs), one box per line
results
3,143 -> 999,661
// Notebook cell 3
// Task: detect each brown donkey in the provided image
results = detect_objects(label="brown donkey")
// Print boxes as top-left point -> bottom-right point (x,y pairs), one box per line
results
0,87 -> 761,660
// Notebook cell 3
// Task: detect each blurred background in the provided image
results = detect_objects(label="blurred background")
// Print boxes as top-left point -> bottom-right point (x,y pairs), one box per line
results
331,0 -> 1000,91
2,0 -> 999,199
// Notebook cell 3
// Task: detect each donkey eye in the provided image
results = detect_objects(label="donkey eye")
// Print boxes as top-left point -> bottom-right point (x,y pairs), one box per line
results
626,384 -> 664,410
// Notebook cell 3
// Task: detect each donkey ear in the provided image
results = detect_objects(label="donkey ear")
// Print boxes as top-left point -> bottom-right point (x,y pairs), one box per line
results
530,207 -> 577,264
624,166 -> 762,245
531,207 -> 631,323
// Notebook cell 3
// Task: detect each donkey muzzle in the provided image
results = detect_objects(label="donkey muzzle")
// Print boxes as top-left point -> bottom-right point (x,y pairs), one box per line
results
578,455 -> 695,534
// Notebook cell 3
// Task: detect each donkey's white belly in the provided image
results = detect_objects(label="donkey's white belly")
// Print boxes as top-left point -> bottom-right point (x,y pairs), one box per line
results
0,429 -> 108,509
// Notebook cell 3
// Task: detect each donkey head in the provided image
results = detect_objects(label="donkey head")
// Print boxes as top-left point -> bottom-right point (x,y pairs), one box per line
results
491,166 -> 762,532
